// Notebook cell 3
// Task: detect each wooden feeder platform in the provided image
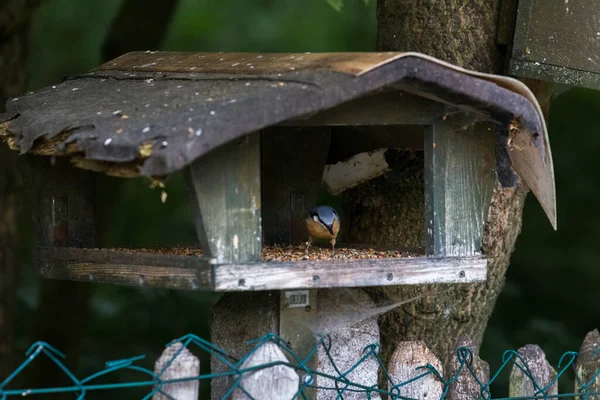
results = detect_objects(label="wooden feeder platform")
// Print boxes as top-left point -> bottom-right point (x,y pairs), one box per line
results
1,51 -> 556,292
35,245 -> 486,291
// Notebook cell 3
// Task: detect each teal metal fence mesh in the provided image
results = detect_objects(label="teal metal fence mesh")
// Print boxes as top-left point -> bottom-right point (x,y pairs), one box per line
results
0,332 -> 599,399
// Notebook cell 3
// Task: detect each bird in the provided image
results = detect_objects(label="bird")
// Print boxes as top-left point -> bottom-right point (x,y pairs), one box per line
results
304,205 -> 340,254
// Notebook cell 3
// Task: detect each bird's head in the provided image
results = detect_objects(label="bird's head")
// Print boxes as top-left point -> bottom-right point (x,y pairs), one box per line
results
308,205 -> 339,236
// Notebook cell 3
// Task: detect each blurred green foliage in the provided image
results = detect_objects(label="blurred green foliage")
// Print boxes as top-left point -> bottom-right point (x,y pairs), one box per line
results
12,0 -> 600,397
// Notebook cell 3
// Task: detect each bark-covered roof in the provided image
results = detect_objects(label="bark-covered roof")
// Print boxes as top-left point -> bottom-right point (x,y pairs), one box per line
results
0,51 -> 556,227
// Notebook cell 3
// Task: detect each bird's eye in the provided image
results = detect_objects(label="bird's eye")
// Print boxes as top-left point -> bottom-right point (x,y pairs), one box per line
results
313,215 -> 319,222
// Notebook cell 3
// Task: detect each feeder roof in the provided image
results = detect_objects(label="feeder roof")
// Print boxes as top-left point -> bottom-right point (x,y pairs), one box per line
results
0,51 -> 556,228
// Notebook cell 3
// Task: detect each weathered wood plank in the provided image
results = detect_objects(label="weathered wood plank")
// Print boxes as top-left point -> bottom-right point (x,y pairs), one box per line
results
261,126 -> 331,245
447,334 -> 490,400
96,51 -> 419,76
424,115 -> 496,256
187,132 -> 262,263
315,288 -> 381,400
35,246 -> 486,291
215,256 -> 486,291
278,288 -> 318,399
210,292 -> 279,400
35,247 -> 213,290
153,342 -> 200,400
575,329 -> 600,400
509,344 -> 558,398
388,341 -> 444,399
231,342 -> 299,400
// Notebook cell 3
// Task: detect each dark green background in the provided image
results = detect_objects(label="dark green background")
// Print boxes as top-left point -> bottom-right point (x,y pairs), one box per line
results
11,0 -> 599,397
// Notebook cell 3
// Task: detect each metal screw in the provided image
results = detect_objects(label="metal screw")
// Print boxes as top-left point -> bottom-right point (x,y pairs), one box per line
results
459,271 -> 465,278
386,273 -> 393,281
312,275 -> 320,283
238,278 -> 246,286
302,374 -> 313,384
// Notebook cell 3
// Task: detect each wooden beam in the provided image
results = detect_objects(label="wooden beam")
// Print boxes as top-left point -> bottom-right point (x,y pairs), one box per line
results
214,255 -> 486,291
424,115 -> 496,257
35,247 -> 212,290
34,246 -> 487,291
186,132 -> 262,263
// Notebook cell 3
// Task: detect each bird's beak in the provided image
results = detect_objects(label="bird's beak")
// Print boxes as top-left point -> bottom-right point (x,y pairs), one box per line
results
326,224 -> 334,236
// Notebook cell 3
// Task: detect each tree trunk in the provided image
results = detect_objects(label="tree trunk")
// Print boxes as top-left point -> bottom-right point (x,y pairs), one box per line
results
348,0 -> 531,372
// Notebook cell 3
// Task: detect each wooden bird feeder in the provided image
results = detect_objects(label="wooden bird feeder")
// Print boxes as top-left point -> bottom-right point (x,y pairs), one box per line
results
0,51 -> 556,293
506,0 -> 600,90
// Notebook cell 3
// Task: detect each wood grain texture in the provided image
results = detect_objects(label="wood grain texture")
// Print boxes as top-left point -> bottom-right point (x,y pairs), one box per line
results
35,246 -> 212,290
153,342 -> 200,400
35,246 -> 486,291
387,341 -> 444,399
279,288 -> 317,399
508,344 -> 558,398
446,334 -> 490,400
425,115 -> 496,256
96,51 -> 418,77
187,132 -> 261,263
575,329 -> 600,400
214,256 -> 486,291
315,289 -> 381,400
210,292 -> 279,400
231,342 -> 299,400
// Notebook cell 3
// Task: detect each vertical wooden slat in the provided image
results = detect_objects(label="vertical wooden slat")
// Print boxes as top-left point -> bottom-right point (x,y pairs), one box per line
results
153,342 -> 200,400
575,329 -> 600,400
187,132 -> 261,263
186,132 -> 269,400
232,342 -> 299,400
279,288 -> 318,399
425,115 -> 496,256
509,344 -> 558,398
210,291 -> 279,400
387,341 -> 444,399
315,288 -> 381,400
447,334 -> 490,400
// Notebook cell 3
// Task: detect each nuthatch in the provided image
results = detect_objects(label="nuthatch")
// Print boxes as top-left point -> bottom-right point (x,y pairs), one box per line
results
305,205 -> 340,253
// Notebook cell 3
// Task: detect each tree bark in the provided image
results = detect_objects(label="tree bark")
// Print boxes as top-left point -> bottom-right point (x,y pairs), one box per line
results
349,0 -> 531,373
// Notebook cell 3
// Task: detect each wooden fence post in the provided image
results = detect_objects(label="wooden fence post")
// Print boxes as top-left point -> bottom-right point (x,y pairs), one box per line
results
387,341 -> 444,400
575,329 -> 600,400
509,344 -> 558,398
153,342 -> 200,400
231,341 -> 299,400
447,334 -> 490,400
315,288 -> 381,399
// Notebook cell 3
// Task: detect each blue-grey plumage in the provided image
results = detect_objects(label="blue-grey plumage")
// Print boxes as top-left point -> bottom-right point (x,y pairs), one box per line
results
304,205 -> 340,253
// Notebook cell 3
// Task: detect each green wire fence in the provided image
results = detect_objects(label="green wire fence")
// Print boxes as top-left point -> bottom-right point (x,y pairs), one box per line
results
1,331 -> 599,399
